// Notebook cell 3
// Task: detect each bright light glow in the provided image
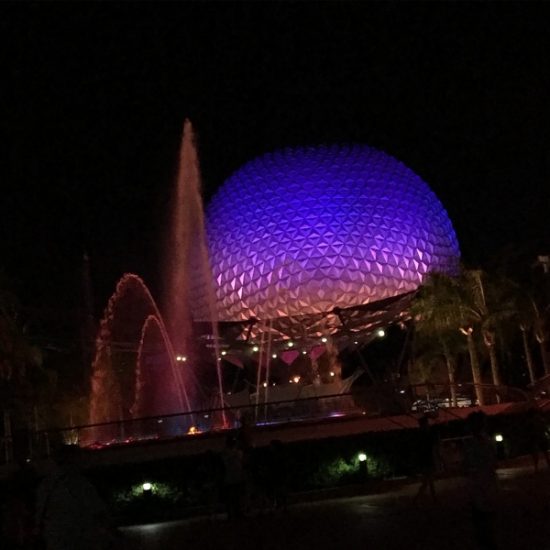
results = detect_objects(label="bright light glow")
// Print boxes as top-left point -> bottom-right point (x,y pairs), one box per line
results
330,371 -> 335,377
321,337 -> 328,343
293,375 -> 300,383
263,382 -> 267,388
221,350 -> 227,356
399,390 -> 405,394
142,482 -> 153,492
302,350 -> 307,355
495,434 -> 504,443
287,341 -> 294,348
354,341 -> 359,345
252,346 -> 259,352
187,426 -> 200,435
176,355 -> 182,361
377,329 -> 386,338
272,353 -> 277,359
358,453 -> 367,462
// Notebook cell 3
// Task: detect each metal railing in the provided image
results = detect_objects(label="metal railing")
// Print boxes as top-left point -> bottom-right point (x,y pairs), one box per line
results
0,382 -> 531,465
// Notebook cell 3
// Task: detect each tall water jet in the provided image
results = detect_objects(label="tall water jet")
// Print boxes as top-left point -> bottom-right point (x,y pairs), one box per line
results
164,120 -> 225,422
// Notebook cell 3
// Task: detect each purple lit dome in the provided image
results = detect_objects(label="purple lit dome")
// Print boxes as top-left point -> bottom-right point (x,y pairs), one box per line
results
202,145 -> 459,322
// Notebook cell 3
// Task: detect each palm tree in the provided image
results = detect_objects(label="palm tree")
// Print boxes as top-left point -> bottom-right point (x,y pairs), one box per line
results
0,277 -> 51,434
535,316 -> 550,376
460,270 -> 498,386
514,288 -> 537,384
411,272 -> 484,405
409,328 -> 465,407
458,269 -> 521,395
511,281 -> 550,381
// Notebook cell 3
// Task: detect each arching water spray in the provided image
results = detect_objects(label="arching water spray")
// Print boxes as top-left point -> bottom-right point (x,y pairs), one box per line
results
133,314 -> 190,418
90,273 -> 191,428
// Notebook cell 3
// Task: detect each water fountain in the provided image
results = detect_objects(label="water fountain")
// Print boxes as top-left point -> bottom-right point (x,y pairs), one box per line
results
163,120 -> 226,424
89,120 -> 225,439
132,314 -> 188,418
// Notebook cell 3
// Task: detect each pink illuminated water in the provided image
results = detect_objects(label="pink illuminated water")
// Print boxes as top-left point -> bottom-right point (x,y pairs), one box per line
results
89,273 -> 190,426
164,120 -> 226,424
132,314 -> 190,418
89,120 -> 226,437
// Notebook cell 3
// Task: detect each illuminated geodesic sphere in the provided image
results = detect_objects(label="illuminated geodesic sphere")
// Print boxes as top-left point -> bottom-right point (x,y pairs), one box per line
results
203,145 -> 459,322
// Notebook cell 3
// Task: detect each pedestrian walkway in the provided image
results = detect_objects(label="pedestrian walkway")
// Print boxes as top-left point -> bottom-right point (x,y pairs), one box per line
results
122,456 -> 550,550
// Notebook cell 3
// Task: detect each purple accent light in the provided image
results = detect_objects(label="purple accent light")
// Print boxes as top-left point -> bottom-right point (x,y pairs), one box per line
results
198,145 -> 459,322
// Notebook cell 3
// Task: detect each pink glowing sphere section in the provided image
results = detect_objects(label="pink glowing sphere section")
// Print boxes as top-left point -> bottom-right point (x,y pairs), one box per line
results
203,145 -> 460,322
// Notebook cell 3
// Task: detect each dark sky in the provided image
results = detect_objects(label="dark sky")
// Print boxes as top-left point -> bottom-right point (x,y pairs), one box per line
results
2,2 -> 550,317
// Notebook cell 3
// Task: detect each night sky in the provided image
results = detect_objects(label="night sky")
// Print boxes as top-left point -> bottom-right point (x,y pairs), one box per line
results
2,2 -> 549,326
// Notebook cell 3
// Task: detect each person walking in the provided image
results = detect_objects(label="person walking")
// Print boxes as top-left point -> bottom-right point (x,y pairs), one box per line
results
35,445 -> 118,550
524,407 -> 550,473
220,435 -> 246,520
413,415 -> 439,504
464,411 -> 500,550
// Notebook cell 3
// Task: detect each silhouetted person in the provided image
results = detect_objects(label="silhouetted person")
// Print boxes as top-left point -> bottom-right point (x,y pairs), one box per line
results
220,435 -> 246,520
1,462 -> 36,549
465,411 -> 499,550
265,439 -> 289,512
236,416 -> 256,512
196,450 -> 223,521
413,415 -> 439,504
35,445 -> 116,550
524,408 -> 550,472
236,416 -> 253,454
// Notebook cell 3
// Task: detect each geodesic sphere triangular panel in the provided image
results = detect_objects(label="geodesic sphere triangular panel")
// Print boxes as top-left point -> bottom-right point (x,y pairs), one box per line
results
199,145 -> 459,322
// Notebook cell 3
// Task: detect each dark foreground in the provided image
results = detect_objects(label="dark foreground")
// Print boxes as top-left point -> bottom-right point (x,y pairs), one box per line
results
122,459 -> 550,550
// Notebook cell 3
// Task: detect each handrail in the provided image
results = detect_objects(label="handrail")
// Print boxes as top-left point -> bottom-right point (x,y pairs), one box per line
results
33,381 -> 529,436
34,390 -> 358,435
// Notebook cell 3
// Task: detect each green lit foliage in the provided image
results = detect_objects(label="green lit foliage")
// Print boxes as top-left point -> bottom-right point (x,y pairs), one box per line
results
310,451 -> 391,486
114,481 -> 182,505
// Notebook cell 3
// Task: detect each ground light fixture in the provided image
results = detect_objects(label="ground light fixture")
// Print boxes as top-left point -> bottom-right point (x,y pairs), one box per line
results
142,482 -> 153,492
494,434 -> 504,442
377,329 -> 385,338
358,452 -> 367,462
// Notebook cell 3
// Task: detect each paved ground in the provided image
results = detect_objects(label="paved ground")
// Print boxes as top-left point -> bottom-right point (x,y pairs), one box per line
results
122,458 -> 550,550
